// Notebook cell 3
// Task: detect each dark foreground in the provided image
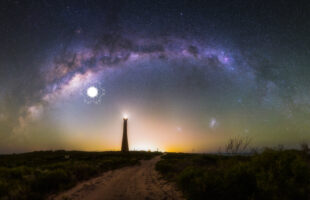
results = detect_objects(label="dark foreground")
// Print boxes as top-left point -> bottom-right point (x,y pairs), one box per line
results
52,156 -> 183,200
0,150 -> 160,199
156,149 -> 310,200
1,149 -> 309,200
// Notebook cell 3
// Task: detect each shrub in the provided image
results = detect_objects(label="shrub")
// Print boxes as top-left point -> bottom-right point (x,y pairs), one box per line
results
157,150 -> 310,200
0,151 -> 160,199
156,161 -> 176,175
70,162 -> 100,181
0,180 -> 8,197
32,169 -> 71,193
251,150 -> 310,200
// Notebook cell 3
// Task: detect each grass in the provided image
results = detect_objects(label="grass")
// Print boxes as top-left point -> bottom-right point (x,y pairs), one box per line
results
156,149 -> 310,200
0,150 -> 161,200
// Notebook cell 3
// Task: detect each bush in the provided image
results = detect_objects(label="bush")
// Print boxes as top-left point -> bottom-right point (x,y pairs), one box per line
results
32,169 -> 71,193
156,161 -> 175,174
0,151 -> 160,199
69,163 -> 99,181
0,180 -> 8,197
157,150 -> 310,200
250,150 -> 310,200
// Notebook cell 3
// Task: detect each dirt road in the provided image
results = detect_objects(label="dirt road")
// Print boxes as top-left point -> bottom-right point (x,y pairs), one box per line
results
51,156 -> 184,200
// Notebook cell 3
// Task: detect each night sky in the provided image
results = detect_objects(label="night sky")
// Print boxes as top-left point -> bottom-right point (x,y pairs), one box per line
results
0,0 -> 309,153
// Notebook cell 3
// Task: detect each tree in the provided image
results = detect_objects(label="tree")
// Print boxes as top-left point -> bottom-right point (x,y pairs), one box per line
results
300,142 -> 309,154
225,135 -> 252,154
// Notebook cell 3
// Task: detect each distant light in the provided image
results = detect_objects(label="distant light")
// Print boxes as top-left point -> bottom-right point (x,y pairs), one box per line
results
87,86 -> 98,98
123,113 -> 128,119
209,118 -> 217,128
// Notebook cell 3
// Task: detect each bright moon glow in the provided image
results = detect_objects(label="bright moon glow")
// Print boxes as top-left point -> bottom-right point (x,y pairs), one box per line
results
87,86 -> 98,98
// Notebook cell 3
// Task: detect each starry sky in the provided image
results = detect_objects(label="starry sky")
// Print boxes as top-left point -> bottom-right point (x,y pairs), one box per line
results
0,0 -> 309,153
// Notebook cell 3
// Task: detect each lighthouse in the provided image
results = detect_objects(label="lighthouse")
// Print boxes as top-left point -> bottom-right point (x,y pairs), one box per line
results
121,115 -> 129,152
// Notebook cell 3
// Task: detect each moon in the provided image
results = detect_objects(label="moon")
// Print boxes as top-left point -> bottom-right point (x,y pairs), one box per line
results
87,86 -> 98,98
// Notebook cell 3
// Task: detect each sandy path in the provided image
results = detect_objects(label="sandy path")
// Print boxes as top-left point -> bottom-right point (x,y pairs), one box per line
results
50,156 -> 184,200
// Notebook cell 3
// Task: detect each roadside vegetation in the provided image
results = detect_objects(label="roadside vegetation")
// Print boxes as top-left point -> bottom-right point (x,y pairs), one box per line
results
156,145 -> 310,200
0,150 -> 160,200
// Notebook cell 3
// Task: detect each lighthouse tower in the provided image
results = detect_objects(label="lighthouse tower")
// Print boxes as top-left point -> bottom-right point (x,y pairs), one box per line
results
121,116 -> 129,152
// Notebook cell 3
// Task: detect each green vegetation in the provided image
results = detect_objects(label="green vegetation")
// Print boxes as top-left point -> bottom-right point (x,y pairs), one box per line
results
156,149 -> 310,200
0,150 -> 160,200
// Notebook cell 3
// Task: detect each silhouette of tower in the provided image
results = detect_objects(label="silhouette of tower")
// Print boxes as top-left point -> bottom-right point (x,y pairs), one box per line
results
121,117 -> 129,152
